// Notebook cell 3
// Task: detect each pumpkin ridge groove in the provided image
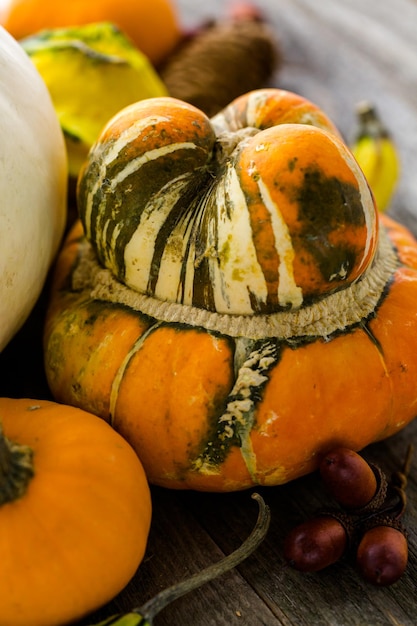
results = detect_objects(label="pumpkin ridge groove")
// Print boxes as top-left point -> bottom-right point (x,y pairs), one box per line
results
192,340 -> 281,477
359,320 -> 384,354
176,190 -> 210,304
109,320 -> 164,423
147,191 -> 200,297
122,173 -> 202,291
189,183 -> 219,311
89,169 -> 209,283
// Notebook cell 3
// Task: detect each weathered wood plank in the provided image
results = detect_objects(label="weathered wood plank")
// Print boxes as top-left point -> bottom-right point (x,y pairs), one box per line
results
79,488 -> 280,626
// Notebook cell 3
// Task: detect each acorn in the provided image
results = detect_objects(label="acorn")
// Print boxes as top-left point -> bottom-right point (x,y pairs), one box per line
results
319,447 -> 386,511
356,519 -> 408,586
283,512 -> 351,573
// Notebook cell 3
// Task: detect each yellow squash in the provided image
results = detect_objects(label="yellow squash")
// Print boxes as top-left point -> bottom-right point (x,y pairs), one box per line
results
22,22 -> 168,177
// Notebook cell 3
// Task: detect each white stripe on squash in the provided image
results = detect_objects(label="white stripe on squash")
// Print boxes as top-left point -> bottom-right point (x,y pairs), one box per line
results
123,160 -> 303,313
245,90 -> 269,128
84,115 -> 163,238
257,175 -> 304,309
123,174 -> 193,295
107,141 -> 199,193
211,163 -> 269,314
83,114 -> 194,239
153,189 -> 199,304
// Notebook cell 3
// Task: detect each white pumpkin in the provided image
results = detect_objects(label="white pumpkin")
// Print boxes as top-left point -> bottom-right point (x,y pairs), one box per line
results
0,26 -> 67,351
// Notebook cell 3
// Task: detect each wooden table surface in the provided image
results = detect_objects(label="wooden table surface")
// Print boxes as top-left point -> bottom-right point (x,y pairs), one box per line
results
2,1 -> 417,624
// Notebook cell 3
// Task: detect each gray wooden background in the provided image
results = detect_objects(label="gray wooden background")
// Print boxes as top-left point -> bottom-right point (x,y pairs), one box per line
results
175,0 -> 417,233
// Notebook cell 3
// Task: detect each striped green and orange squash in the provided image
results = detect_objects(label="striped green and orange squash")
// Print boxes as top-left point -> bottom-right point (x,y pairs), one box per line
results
44,89 -> 417,491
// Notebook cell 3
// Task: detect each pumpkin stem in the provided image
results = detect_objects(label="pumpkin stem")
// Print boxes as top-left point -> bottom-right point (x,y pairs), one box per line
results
0,420 -> 34,506
214,126 -> 259,163
136,492 -> 270,625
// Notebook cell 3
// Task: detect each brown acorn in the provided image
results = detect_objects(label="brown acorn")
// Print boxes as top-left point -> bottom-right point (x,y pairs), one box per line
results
356,519 -> 408,586
319,448 -> 382,510
283,512 -> 351,573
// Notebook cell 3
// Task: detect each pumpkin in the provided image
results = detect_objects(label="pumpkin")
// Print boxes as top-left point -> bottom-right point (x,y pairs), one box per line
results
21,21 -> 169,179
0,397 -> 152,626
0,25 -> 67,352
0,0 -> 182,66
43,88 -> 417,492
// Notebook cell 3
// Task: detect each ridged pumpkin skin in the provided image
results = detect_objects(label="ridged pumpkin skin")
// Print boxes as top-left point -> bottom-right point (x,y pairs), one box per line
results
0,398 -> 152,626
44,89 -> 417,491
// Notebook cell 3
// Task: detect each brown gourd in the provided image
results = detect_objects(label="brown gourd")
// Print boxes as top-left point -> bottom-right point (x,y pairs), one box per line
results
43,88 -> 417,492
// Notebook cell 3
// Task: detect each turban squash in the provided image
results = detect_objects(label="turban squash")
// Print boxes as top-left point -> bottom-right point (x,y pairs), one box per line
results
44,89 -> 417,492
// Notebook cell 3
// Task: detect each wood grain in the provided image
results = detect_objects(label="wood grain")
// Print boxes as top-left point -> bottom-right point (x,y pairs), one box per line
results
2,1 -> 417,625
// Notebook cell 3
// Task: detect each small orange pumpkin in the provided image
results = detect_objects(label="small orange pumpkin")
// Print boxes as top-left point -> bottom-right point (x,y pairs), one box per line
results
44,89 -> 417,491
0,0 -> 182,66
0,397 -> 152,626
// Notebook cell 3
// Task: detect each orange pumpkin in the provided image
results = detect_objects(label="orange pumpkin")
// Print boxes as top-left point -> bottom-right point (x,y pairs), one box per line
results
0,397 -> 152,626
44,89 -> 417,492
0,0 -> 182,66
